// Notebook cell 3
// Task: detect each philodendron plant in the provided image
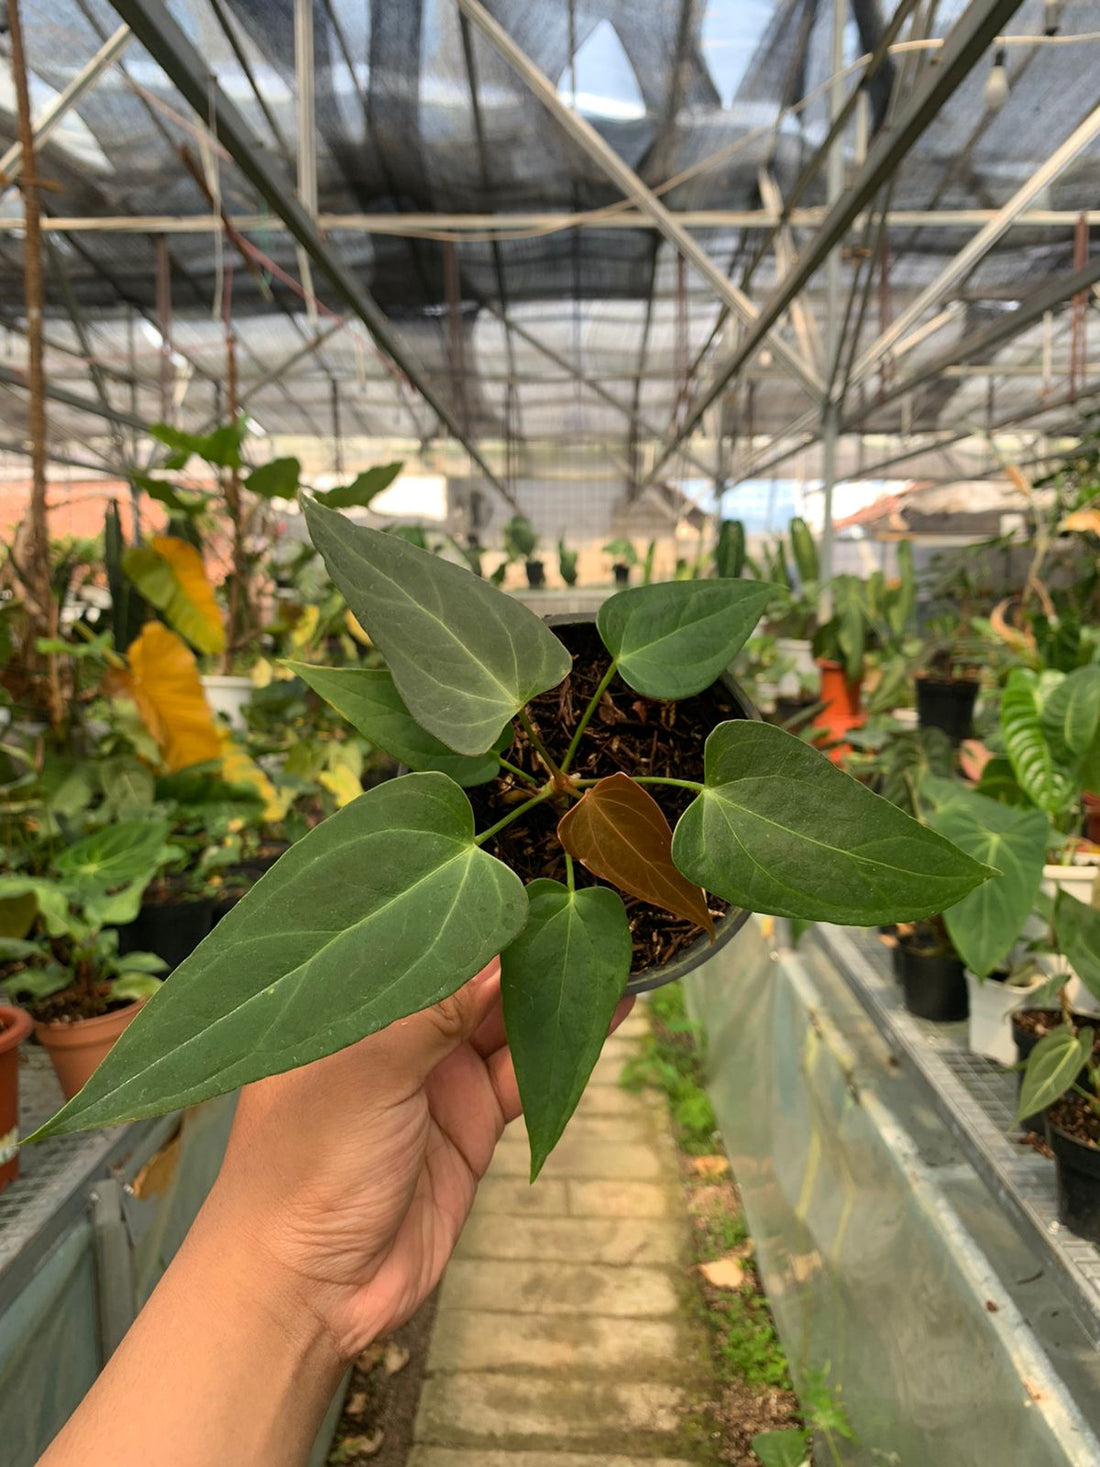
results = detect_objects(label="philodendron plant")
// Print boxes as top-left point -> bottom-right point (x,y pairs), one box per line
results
31,501 -> 991,1175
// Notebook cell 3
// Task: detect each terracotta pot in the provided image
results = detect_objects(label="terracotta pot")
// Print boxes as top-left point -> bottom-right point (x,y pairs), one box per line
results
813,658 -> 864,763
36,1001 -> 144,1102
0,1004 -> 32,1191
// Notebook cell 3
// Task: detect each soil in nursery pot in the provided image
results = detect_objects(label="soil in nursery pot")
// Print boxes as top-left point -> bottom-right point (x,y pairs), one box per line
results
465,621 -> 739,977
1048,1095 -> 1100,1244
326,1293 -> 437,1466
1012,1011 -> 1100,1133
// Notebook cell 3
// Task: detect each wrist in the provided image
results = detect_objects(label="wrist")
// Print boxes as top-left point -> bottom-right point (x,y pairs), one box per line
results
189,1180 -> 354,1380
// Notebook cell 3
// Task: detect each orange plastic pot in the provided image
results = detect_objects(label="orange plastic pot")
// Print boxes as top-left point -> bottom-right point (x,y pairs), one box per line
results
0,1004 -> 32,1191
35,1001 -> 145,1102
813,658 -> 864,763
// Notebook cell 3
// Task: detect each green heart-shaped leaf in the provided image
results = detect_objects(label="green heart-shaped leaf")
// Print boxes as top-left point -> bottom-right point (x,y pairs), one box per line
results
597,579 -> 776,700
303,497 -> 571,755
671,721 -> 992,925
31,774 -> 527,1139
501,880 -> 631,1180
1054,889 -> 1100,1002
1015,1024 -> 1092,1127
929,788 -> 1049,976
1041,664 -> 1100,762
286,663 -> 503,787
54,820 -> 169,896
245,457 -> 301,500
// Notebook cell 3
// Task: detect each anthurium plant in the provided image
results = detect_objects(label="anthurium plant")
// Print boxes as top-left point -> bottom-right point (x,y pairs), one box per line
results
31,502 -> 991,1175
0,820 -> 171,1019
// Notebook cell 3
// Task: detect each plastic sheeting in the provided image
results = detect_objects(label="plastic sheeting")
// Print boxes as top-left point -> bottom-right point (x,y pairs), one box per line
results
686,916 -> 1100,1466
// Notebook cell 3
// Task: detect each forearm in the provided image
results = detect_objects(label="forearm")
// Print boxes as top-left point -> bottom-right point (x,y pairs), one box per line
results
39,1183 -> 347,1467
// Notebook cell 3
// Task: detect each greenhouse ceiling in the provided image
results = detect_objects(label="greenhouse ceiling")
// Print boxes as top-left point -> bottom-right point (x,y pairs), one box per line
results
1,0 -> 1100,502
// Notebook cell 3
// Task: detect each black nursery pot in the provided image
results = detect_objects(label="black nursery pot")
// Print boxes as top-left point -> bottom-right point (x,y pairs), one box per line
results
897,942 -> 968,1021
915,677 -> 979,744
541,613 -> 761,996
1049,1120 -> 1100,1244
118,892 -> 214,973
612,563 -> 631,587
525,559 -> 546,589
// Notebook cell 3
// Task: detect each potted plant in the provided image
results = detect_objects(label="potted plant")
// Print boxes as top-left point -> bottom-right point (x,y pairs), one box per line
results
921,779 -> 1051,1059
500,516 -> 544,590
914,618 -> 985,744
0,1001 -> 32,1192
602,537 -> 639,587
0,820 -> 170,1099
31,502 -> 990,1176
557,539 -> 579,588
893,917 -> 969,1021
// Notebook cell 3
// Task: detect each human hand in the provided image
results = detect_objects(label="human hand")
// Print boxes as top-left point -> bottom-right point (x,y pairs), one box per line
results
201,959 -> 633,1363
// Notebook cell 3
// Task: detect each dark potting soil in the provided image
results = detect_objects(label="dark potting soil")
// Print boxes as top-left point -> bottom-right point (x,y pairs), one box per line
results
1049,1093 -> 1100,1149
895,918 -> 954,958
465,621 -> 739,976
1013,1009 -> 1100,1041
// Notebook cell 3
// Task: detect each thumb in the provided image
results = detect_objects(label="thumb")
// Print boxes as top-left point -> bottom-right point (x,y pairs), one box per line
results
376,957 -> 501,1085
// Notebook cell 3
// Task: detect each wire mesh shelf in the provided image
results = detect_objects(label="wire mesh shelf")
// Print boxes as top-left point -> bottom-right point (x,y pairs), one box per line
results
818,923 -> 1100,1347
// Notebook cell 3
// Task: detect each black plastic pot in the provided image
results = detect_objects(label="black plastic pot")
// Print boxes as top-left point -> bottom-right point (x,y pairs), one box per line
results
118,895 -> 213,973
897,943 -> 968,1021
775,695 -> 815,725
525,559 -> 546,589
915,677 -> 979,744
612,563 -> 631,587
1050,1119 -> 1100,1244
542,612 -> 761,996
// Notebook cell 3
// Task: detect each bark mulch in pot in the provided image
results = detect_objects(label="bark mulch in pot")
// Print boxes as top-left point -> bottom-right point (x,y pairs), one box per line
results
466,621 -> 741,978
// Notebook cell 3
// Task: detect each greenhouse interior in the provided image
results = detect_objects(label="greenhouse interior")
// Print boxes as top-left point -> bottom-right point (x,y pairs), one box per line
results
1,0 -> 1100,1462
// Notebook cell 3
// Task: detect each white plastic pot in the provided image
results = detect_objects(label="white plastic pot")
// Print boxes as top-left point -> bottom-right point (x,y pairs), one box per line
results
965,970 -> 1043,1065
1040,857 -> 1100,908
201,674 -> 253,730
775,637 -> 815,697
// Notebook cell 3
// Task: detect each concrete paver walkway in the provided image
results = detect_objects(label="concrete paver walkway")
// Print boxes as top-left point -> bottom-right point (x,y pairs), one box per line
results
409,1006 -> 706,1467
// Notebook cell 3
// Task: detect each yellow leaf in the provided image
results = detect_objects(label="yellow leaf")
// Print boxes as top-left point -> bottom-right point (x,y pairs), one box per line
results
251,657 -> 274,689
345,609 -> 372,646
691,1155 -> 731,1179
123,536 -> 226,656
124,623 -> 223,772
219,733 -> 288,823
290,604 -> 320,651
319,765 -> 363,807
699,1256 -> 746,1290
1062,508 -> 1100,535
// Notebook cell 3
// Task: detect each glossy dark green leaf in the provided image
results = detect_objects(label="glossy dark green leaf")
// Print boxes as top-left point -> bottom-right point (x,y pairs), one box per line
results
597,580 -> 777,700
671,721 -> 991,924
302,497 -> 571,755
245,457 -> 301,500
312,463 -> 403,509
1015,1024 -> 1092,1126
1041,665 -> 1100,762
1002,668 -> 1075,814
286,662 -> 503,786
501,880 -> 631,1180
31,775 -> 527,1139
54,820 -> 169,895
1054,889 -> 1100,1002
929,788 -> 1049,976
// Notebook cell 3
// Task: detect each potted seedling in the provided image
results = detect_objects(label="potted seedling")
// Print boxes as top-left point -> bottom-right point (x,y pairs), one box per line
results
30,501 -> 990,1176
0,820 -> 170,1098
558,539 -> 579,588
501,515 -> 544,590
920,778 -> 1050,1060
1014,892 -> 1100,1238
603,537 -> 639,587
914,617 -> 984,745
